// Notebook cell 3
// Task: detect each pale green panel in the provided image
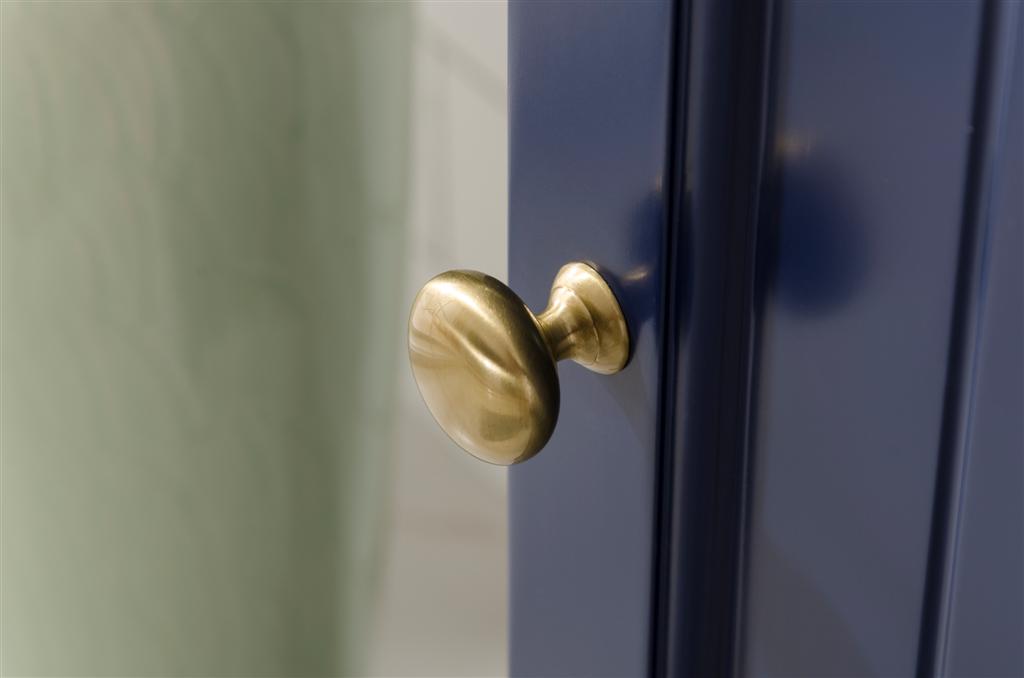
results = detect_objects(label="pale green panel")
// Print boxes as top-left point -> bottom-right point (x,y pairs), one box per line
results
1,3 -> 410,676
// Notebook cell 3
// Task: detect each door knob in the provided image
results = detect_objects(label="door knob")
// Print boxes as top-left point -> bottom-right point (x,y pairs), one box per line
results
408,262 -> 629,465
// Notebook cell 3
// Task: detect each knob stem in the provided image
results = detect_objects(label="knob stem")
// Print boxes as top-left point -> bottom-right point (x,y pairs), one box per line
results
536,288 -> 599,363
536,263 -> 629,375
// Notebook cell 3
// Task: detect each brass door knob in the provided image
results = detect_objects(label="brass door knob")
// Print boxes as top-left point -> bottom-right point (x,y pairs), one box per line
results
408,262 -> 629,465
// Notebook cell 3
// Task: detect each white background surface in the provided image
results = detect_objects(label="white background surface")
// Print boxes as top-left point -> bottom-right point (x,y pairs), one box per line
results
367,3 -> 509,676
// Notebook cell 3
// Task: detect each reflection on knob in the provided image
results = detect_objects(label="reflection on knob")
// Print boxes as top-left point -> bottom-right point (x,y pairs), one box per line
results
408,262 -> 629,465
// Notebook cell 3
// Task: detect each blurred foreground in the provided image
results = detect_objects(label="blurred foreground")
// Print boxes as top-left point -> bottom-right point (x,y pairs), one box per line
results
1,2 -> 507,676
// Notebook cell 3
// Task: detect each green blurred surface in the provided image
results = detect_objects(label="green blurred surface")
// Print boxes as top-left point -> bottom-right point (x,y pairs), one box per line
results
1,3 -> 410,675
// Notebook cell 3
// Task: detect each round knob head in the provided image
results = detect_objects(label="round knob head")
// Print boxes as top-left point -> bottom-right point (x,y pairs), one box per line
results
408,271 -> 558,465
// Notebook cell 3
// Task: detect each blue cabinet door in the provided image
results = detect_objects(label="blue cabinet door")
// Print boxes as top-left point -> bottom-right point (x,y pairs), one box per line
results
508,2 -> 675,676
509,1 -> 1022,676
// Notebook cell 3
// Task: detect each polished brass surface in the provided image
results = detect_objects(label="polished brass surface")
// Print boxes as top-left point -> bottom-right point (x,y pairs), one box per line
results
408,262 -> 629,465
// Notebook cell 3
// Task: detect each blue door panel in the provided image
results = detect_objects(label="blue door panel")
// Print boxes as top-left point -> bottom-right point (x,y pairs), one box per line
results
508,2 -> 1022,676
945,19 -> 1023,676
741,2 -> 984,675
507,2 -> 674,676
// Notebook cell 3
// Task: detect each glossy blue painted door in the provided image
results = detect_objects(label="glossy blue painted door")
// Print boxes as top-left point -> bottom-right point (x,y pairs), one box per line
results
508,2 -> 674,676
736,3 -> 1021,677
509,1 -> 1022,676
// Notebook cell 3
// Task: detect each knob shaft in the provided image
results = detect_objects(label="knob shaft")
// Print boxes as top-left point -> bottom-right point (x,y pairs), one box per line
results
408,262 -> 629,465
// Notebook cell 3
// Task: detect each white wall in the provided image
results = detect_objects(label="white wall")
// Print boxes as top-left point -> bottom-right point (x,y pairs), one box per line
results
367,3 -> 509,677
